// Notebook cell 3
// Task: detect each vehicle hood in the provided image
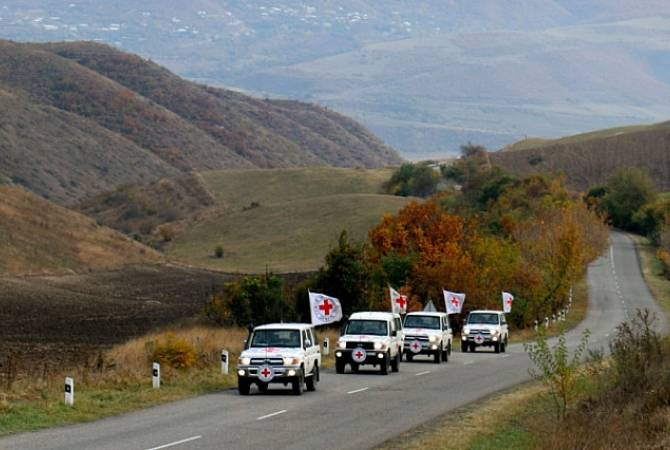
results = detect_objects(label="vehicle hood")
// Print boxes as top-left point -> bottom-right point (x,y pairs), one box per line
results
340,334 -> 389,343
240,347 -> 303,359
464,324 -> 500,332
404,327 -> 441,337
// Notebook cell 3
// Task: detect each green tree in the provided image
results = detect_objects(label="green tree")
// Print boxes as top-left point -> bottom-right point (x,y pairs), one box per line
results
603,168 -> 656,230
386,163 -> 439,198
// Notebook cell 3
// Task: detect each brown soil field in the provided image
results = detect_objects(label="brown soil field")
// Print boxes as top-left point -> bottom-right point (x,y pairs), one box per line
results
0,264 -> 264,377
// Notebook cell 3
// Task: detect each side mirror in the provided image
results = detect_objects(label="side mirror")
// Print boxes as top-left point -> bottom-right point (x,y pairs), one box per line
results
391,330 -> 397,337
304,340 -> 312,348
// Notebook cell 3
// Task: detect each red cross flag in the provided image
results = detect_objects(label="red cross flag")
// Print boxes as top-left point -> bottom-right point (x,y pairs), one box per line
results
502,292 -> 514,313
309,291 -> 343,326
443,290 -> 466,315
389,286 -> 408,314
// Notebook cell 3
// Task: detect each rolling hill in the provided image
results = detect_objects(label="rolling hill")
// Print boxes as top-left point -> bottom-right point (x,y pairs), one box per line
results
0,40 -> 401,205
490,121 -> 670,191
0,184 -> 161,276
164,168 -> 414,273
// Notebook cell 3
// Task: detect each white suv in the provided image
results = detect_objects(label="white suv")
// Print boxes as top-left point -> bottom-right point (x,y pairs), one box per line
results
335,312 -> 402,375
403,312 -> 453,363
237,323 -> 321,395
461,310 -> 509,353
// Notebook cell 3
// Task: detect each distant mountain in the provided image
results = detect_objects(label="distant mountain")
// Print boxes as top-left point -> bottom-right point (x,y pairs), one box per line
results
0,184 -> 161,276
1,1 -> 669,159
0,40 -> 401,204
490,121 -> 670,191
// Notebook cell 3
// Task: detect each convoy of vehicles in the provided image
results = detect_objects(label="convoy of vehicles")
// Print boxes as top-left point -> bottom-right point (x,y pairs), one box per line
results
460,310 -> 509,353
236,309 -> 510,395
402,312 -> 453,363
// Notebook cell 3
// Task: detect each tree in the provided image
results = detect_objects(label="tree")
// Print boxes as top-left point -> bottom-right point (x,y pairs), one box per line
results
385,163 -> 439,198
603,168 -> 656,230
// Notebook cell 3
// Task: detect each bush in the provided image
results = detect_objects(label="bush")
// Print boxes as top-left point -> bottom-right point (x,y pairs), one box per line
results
658,249 -> 670,280
214,245 -> 224,259
151,333 -> 197,369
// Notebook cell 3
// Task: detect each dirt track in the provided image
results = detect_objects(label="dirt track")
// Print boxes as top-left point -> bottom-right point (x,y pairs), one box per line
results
0,264 -> 242,374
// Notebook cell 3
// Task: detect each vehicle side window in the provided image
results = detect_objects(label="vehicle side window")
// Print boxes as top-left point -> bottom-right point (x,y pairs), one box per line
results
302,330 -> 309,348
395,317 -> 402,332
309,329 -> 316,346
389,320 -> 395,336
501,315 -> 506,325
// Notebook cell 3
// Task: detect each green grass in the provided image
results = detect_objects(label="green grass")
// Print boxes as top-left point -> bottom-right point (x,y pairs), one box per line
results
630,234 -> 670,316
169,168 -> 413,273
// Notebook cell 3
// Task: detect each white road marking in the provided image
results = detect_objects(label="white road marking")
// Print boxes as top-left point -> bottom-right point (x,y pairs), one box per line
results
257,410 -> 287,421
347,387 -> 369,395
145,435 -> 202,450
463,361 -> 474,365
415,370 -> 431,376
501,354 -> 510,358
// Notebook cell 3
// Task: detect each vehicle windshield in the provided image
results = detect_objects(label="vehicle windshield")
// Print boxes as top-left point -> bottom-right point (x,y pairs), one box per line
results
345,320 -> 388,336
404,315 -> 440,330
250,329 -> 301,348
467,313 -> 499,325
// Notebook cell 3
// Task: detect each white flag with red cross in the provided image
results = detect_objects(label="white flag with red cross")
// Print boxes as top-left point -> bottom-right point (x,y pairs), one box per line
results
309,291 -> 343,326
443,290 -> 466,315
389,286 -> 408,314
502,292 -> 514,313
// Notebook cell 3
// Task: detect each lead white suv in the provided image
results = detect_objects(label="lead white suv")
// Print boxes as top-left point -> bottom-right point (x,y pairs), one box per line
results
461,310 -> 508,353
335,312 -> 402,375
403,312 -> 453,363
237,323 -> 321,395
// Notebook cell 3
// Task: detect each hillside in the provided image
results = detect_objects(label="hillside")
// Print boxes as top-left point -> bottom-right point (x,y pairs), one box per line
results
490,121 -> 670,191
0,185 -> 161,276
165,168 -> 413,273
0,40 -> 401,204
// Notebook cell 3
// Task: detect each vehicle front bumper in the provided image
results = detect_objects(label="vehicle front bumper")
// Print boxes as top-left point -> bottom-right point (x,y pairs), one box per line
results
403,340 -> 441,355
461,334 -> 499,346
236,365 -> 302,382
335,349 -> 388,365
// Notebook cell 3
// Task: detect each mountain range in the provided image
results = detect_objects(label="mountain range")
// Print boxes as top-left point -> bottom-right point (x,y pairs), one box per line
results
0,40 -> 401,205
1,1 -> 669,158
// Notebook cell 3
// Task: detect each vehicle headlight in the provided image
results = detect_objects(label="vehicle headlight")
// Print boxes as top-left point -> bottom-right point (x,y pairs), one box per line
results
238,357 -> 251,365
374,342 -> 387,350
338,340 -> 347,349
428,335 -> 437,343
283,357 -> 301,366
491,330 -> 500,337
463,328 -> 470,335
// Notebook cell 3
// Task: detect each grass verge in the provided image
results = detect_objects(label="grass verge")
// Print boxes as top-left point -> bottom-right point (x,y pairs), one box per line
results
0,326 -> 339,436
629,233 -> 670,315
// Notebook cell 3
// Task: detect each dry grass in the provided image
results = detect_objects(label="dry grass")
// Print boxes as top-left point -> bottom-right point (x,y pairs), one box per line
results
630,233 -> 670,316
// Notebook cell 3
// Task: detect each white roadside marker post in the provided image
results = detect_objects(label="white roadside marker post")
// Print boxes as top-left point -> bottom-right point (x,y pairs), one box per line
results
64,377 -> 74,406
552,314 -> 557,325
534,320 -> 539,332
323,338 -> 330,356
545,317 -> 550,329
221,350 -> 229,375
152,362 -> 160,389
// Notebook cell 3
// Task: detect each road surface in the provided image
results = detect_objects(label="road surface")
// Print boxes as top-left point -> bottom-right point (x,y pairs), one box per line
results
1,232 -> 665,450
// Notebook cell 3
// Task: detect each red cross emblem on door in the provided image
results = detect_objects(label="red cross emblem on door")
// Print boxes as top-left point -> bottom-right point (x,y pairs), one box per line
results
319,298 -> 333,316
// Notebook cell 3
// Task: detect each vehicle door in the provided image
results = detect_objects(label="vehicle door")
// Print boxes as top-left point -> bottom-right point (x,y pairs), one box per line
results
308,327 -> 321,367
394,316 -> 404,351
302,330 -> 314,373
443,316 -> 452,348
500,314 -> 508,339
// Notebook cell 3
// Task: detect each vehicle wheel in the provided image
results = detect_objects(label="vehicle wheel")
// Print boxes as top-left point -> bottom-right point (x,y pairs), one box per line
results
406,352 -> 414,362
461,342 -> 468,353
391,352 -> 400,372
380,354 -> 389,375
470,343 -> 476,352
351,362 -> 360,373
292,374 -> 304,396
448,342 -> 452,356
306,364 -> 318,392
257,382 -> 269,393
442,347 -> 449,362
238,378 -> 250,396
336,359 -> 345,374
494,342 -> 501,354
434,350 -> 441,364
502,338 -> 508,353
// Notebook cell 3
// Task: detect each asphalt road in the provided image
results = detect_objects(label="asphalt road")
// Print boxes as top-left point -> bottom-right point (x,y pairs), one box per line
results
2,232 -> 666,450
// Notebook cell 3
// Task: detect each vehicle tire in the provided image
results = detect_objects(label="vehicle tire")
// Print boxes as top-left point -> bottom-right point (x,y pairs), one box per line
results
380,354 -> 389,375
502,338 -> 507,353
306,364 -> 318,392
351,362 -> 360,373
391,352 -> 400,372
292,373 -> 304,396
494,342 -> 501,354
406,352 -> 414,362
461,342 -> 468,353
238,378 -> 250,396
257,382 -> 269,393
448,342 -> 452,356
470,343 -> 476,352
442,347 -> 449,362
336,359 -> 345,374
434,350 -> 441,364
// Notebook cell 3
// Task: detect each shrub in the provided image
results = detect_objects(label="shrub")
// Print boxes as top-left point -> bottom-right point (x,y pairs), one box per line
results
151,333 -> 197,369
657,248 -> 670,279
214,245 -> 224,259
524,327 -> 590,420
158,224 -> 174,242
